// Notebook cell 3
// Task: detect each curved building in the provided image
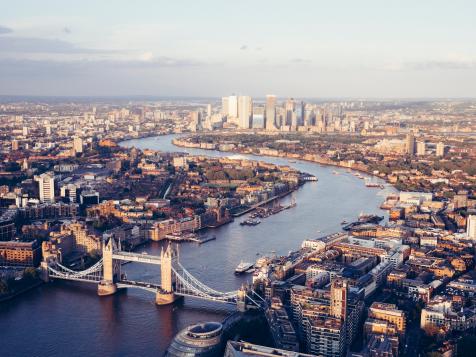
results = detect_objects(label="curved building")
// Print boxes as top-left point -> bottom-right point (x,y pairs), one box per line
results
166,321 -> 224,357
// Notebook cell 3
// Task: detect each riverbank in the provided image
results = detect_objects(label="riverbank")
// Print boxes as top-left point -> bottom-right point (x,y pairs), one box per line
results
0,280 -> 43,303
172,137 -> 392,188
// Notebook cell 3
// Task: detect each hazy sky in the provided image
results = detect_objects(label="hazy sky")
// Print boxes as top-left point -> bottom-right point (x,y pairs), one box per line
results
1,0 -> 475,98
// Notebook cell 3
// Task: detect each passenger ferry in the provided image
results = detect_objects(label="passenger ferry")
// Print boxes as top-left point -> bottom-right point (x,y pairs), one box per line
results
235,261 -> 254,274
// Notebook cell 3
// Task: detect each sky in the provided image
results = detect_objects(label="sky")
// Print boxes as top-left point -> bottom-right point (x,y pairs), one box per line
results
1,0 -> 476,98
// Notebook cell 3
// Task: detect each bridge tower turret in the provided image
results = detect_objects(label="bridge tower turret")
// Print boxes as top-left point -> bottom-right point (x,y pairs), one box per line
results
237,284 -> 247,312
98,234 -> 120,296
156,244 -> 180,305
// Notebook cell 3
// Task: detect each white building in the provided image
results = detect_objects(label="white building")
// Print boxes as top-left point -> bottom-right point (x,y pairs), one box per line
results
467,215 -> 476,240
416,141 -> 426,156
238,96 -> 252,129
228,95 -> 238,118
35,172 -> 55,203
265,95 -> 277,130
436,142 -> 446,157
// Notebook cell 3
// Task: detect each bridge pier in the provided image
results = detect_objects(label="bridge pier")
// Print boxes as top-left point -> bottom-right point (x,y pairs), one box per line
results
40,261 -> 50,283
155,291 -> 182,305
98,280 -> 118,296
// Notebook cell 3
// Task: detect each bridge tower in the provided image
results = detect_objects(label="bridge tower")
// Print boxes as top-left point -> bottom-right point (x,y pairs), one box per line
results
156,244 -> 180,305
98,234 -> 120,296
236,284 -> 247,312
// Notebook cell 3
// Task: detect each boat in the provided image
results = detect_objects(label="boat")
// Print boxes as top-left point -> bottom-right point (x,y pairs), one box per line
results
240,219 -> 261,226
341,220 -> 348,225
365,180 -> 384,189
332,170 -> 340,175
235,261 -> 254,274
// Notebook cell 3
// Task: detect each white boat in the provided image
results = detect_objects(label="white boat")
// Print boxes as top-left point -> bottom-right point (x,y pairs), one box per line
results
235,261 -> 254,274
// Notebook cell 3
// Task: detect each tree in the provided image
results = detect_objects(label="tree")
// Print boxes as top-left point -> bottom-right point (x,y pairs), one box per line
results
23,267 -> 38,280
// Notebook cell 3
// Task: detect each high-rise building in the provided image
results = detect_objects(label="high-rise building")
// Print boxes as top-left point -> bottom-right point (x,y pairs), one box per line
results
405,133 -> 416,155
330,278 -> 348,321
207,104 -> 212,118
11,139 -> 19,151
238,96 -> 252,129
35,172 -> 55,203
436,142 -> 446,157
22,126 -> 28,137
416,141 -> 426,156
265,95 -> 277,130
221,97 -> 229,116
467,215 -> 476,240
285,98 -> 295,127
228,95 -> 238,119
73,137 -> 83,154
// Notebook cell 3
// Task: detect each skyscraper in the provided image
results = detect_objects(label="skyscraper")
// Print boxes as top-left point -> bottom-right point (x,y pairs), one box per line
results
207,104 -> 212,119
405,133 -> 416,155
265,95 -> 277,130
238,96 -> 252,129
228,95 -> 238,119
285,98 -> 295,127
35,172 -> 55,203
221,97 -> 229,116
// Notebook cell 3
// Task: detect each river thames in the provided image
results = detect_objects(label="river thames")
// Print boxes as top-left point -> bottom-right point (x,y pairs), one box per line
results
0,134 -> 395,357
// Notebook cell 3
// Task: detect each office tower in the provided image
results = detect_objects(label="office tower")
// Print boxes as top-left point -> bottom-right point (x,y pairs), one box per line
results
35,172 -> 55,203
416,141 -> 426,156
265,95 -> 277,130
405,133 -> 416,155
73,137 -> 83,154
228,95 -> 238,118
285,98 -> 295,126
238,96 -> 252,129
206,104 -> 212,119
11,140 -> 19,151
296,101 -> 305,127
22,126 -> 28,137
467,215 -> 476,240
330,278 -> 348,321
221,97 -> 229,116
436,142 -> 445,157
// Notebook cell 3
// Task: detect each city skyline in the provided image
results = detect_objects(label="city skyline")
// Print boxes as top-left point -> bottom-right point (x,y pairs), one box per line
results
1,0 -> 476,98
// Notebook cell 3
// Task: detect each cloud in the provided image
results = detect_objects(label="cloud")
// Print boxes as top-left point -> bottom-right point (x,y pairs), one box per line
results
240,45 -> 248,50
381,59 -> 476,72
0,25 -> 12,35
63,27 -> 72,34
290,58 -> 311,64
0,36 -> 103,54
405,60 -> 476,71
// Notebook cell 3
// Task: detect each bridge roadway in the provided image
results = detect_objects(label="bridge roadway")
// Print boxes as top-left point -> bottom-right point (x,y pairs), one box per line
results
117,279 -> 165,293
112,251 -> 162,265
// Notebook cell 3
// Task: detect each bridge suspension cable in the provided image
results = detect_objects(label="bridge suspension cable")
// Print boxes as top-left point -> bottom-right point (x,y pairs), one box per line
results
48,259 -> 104,283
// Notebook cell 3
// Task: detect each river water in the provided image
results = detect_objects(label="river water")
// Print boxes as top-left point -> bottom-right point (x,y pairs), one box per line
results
0,134 -> 395,357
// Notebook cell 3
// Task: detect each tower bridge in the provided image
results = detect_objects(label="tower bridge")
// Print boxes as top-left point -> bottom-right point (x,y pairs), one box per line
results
42,236 -> 263,310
